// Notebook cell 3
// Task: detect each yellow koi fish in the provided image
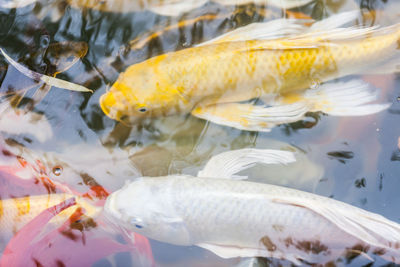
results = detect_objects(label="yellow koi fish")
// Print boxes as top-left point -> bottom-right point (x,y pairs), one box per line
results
0,194 -> 100,240
100,11 -> 395,131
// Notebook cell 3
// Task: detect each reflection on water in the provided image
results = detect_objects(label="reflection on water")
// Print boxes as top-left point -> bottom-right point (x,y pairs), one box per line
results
0,0 -> 399,265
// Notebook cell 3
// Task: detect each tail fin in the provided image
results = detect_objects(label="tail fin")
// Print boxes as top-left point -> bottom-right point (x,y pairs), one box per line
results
273,195 -> 400,264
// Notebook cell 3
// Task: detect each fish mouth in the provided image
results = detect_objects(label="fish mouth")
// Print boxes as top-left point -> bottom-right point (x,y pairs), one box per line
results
100,93 -> 118,120
103,192 -> 123,221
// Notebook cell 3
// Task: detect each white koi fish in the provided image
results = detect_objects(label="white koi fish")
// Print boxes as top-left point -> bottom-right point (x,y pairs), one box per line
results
105,149 -> 400,264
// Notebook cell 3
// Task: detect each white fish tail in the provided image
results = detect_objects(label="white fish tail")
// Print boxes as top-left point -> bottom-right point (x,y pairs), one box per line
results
273,196 -> 400,260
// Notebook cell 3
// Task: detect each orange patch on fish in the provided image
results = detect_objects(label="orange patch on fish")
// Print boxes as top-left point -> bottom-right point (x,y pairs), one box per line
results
14,196 -> 31,216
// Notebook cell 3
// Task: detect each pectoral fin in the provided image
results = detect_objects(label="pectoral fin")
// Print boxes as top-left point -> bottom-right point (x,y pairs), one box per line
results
192,79 -> 389,132
279,79 -> 391,116
198,148 -> 296,179
191,102 -> 309,132
234,257 -> 269,267
197,242 -> 303,265
197,242 -> 265,258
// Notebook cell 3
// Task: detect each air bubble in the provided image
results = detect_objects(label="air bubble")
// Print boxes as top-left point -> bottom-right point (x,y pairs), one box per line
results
52,166 -> 63,176
310,79 -> 321,89
40,35 -> 50,48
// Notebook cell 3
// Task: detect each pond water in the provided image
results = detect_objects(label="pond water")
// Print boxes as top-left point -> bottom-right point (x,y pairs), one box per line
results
0,0 -> 399,266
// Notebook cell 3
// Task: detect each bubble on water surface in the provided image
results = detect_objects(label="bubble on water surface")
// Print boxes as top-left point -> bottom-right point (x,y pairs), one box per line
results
52,166 -> 63,176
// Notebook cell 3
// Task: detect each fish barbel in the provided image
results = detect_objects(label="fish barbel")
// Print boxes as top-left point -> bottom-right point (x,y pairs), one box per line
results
0,194 -> 100,239
100,11 -> 395,131
105,175 -> 400,264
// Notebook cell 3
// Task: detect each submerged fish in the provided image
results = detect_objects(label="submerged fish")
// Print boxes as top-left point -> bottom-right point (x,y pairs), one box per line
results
0,194 -> 100,242
100,11 -> 394,131
105,175 -> 400,264
0,101 -> 138,194
104,148 -> 400,264
0,195 -> 155,267
67,0 -> 314,16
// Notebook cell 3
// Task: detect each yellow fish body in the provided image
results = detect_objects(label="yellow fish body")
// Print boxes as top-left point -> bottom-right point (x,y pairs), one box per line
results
0,194 -> 100,240
101,12 -> 396,131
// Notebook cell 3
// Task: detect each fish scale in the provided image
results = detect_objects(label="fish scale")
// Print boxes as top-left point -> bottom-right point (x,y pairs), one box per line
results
171,177 -> 339,245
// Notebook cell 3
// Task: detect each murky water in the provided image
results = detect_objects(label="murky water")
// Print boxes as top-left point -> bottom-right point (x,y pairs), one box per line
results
0,0 -> 399,266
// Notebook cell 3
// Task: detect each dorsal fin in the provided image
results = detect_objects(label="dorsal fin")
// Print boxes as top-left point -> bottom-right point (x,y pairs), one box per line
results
197,10 -> 372,47
196,18 -> 310,47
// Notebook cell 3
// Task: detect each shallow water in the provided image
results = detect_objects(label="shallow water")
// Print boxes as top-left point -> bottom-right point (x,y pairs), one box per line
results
0,0 -> 399,266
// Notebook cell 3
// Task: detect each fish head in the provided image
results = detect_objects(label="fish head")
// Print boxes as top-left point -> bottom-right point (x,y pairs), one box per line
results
100,62 -> 192,124
104,177 -> 192,245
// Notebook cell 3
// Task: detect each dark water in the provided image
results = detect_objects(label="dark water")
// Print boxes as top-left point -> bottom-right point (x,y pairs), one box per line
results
0,0 -> 399,266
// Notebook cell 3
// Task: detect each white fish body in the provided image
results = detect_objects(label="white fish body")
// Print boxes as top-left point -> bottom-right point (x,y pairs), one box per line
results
105,175 -> 400,264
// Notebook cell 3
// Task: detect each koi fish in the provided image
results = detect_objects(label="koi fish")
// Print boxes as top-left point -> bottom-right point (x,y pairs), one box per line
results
100,11 -> 394,131
67,0 -> 314,16
10,142 -> 141,193
104,148 -> 400,264
0,102 -> 139,193
1,197 -> 155,267
0,194 -> 101,244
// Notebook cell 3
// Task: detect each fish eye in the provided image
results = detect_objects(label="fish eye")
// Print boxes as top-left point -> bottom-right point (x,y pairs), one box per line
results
138,107 -> 147,113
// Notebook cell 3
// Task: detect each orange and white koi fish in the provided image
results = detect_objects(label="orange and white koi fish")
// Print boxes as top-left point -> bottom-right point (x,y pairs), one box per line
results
0,196 -> 155,267
0,194 -> 100,242
100,11 -> 394,131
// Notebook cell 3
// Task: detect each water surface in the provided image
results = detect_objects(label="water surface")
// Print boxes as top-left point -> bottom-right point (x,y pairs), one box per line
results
0,0 -> 399,266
